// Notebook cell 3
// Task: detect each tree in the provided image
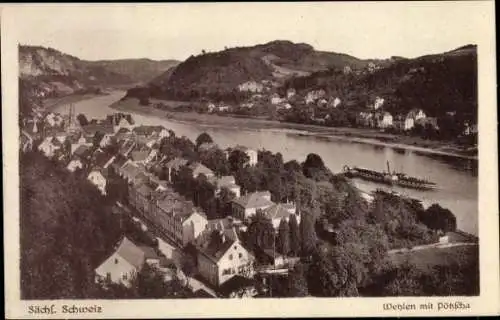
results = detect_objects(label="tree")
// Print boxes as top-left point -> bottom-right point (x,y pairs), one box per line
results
288,214 -> 301,256
419,204 -> 457,232
277,218 -> 290,255
245,210 -> 275,254
307,244 -> 362,297
286,262 -> 309,297
300,210 -> 317,256
302,153 -> 329,180
228,149 -> 250,172
195,132 -> 214,148
77,114 -> 89,126
132,264 -> 191,298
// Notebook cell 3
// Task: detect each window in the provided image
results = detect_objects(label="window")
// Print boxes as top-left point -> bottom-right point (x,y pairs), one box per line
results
239,253 -> 243,259
114,258 -> 118,264
229,254 -> 233,260
106,272 -> 111,281
122,273 -> 128,280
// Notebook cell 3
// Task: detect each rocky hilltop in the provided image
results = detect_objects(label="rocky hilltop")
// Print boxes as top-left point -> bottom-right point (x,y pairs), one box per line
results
145,40 -> 387,99
19,45 -> 179,97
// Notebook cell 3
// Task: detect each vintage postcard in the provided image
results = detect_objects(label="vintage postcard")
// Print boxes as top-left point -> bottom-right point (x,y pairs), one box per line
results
2,2 -> 499,318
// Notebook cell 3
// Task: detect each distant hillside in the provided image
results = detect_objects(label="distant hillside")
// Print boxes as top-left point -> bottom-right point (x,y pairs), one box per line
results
284,44 -> 477,120
19,45 -> 177,97
91,58 -> 179,85
144,40 -> 382,99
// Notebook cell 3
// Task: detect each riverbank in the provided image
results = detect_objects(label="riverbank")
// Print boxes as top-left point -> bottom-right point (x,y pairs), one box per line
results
44,92 -> 110,111
110,97 -> 478,161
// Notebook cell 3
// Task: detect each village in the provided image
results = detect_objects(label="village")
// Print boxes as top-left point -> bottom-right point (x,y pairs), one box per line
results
20,102 -> 479,299
149,78 -> 478,144
20,107 -> 310,299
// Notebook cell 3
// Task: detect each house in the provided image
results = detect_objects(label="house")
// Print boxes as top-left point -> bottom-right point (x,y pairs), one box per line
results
404,116 -> 415,131
241,102 -> 254,109
231,191 -> 274,221
99,133 -> 115,148
115,127 -> 132,140
20,133 -> 33,153
356,112 -> 374,127
130,150 -> 150,164
194,217 -> 240,248
188,162 -> 215,179
165,157 -> 189,182
392,115 -> 406,131
114,117 -> 133,133
405,108 -> 427,130
133,125 -> 168,139
90,148 -> 116,170
208,175 -> 241,198
37,136 -> 62,158
270,93 -> 283,105
153,191 -> 208,247
217,105 -> 230,112
129,181 -> 155,214
305,89 -> 326,104
207,103 -> 216,113
95,237 -> 146,288
262,203 -> 300,230
373,97 -> 385,110
88,168 -> 108,195
145,149 -> 159,164
376,112 -> 393,129
232,145 -> 258,166
463,122 -> 478,136
238,81 -> 264,93
119,161 -> 143,183
66,157 -> 84,172
70,135 -> 93,155
329,97 -> 341,108
197,230 -> 255,287
83,123 -> 115,138
118,139 -> 137,157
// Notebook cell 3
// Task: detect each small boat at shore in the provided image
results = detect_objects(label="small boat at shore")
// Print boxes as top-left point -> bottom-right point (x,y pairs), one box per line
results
343,161 -> 437,191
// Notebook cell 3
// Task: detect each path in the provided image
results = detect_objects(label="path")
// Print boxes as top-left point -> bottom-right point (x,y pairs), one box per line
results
388,241 -> 478,255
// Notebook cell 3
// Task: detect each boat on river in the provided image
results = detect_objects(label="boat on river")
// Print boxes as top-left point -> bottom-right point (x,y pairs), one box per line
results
343,161 -> 437,191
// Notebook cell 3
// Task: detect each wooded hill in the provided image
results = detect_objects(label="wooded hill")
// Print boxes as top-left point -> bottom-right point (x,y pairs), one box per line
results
282,44 -> 477,121
143,40 -> 387,99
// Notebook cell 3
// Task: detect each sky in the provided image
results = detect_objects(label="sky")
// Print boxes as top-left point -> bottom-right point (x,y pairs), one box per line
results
9,2 -> 492,61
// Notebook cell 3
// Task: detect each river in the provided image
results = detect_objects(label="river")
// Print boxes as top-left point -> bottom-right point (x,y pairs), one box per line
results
54,91 -> 479,235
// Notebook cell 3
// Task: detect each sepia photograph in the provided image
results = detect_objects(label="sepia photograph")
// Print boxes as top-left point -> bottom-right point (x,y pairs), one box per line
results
2,2 -> 499,318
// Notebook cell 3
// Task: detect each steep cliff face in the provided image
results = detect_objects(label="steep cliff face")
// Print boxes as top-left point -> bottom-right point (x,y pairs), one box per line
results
19,45 -> 178,97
